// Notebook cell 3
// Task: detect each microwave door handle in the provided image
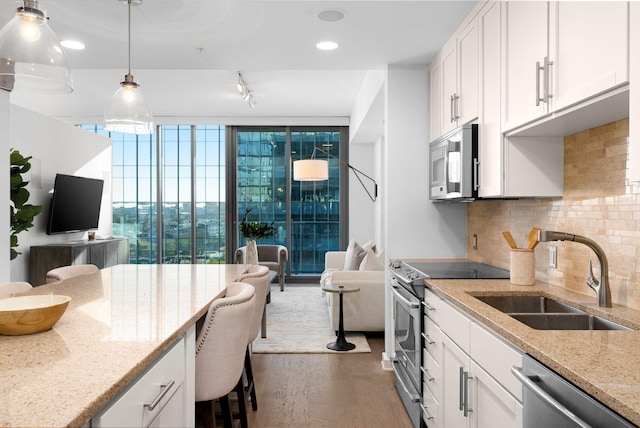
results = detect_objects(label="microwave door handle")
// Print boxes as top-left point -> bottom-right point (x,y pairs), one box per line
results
473,158 -> 480,191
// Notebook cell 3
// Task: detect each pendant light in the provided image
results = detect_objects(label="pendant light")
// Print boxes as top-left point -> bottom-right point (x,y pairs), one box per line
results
103,0 -> 153,135
0,0 -> 73,93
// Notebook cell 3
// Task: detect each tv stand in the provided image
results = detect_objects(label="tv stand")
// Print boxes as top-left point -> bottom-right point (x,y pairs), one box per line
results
29,237 -> 129,286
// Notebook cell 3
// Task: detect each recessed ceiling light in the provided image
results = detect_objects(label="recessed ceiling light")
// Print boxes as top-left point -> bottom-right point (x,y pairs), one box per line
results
316,9 -> 346,23
316,41 -> 339,51
60,40 -> 85,50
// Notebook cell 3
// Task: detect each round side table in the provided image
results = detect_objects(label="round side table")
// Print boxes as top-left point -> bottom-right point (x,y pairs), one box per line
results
322,284 -> 360,351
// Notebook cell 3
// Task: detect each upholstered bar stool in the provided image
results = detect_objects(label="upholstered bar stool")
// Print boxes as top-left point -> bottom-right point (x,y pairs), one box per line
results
195,282 -> 256,428
45,264 -> 99,283
0,282 -> 32,299
236,265 -> 270,411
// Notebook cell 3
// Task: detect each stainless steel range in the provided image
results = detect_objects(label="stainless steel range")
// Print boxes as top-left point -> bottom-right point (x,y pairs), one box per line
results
389,260 -> 509,428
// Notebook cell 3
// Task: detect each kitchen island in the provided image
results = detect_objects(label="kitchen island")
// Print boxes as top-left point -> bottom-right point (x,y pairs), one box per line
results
426,277 -> 640,426
0,264 -> 248,428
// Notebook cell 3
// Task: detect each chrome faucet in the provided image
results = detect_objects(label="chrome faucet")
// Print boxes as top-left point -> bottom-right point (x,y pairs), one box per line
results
538,230 -> 612,308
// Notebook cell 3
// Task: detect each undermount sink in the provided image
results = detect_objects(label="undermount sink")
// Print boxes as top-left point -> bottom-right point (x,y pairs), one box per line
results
474,294 -> 632,331
475,295 -> 579,314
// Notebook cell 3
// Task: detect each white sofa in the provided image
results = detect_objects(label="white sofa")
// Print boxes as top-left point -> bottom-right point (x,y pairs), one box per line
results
320,250 -> 385,332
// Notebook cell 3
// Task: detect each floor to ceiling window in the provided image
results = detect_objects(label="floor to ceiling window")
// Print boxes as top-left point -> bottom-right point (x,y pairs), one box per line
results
88,124 -> 345,275
232,127 -> 347,277
86,125 -> 225,264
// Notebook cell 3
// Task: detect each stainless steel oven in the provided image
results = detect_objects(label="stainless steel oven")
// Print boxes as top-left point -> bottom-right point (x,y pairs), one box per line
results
390,270 -> 425,428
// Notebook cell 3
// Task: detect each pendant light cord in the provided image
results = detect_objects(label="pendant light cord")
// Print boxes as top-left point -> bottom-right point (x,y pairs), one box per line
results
127,0 -> 132,76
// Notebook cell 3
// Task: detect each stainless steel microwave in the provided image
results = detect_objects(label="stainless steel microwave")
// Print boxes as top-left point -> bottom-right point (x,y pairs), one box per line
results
429,124 -> 478,201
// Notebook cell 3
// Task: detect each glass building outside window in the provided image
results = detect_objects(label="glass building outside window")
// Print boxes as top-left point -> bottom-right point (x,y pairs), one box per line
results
87,124 -> 345,276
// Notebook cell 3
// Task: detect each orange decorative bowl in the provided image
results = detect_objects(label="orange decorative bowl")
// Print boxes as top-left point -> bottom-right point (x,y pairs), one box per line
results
0,295 -> 71,335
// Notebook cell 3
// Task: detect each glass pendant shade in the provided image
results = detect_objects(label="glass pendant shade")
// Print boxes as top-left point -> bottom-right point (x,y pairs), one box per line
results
0,2 -> 73,93
104,74 -> 154,134
293,159 -> 329,181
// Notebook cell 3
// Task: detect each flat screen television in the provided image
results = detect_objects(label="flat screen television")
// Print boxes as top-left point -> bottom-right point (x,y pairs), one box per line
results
47,174 -> 104,235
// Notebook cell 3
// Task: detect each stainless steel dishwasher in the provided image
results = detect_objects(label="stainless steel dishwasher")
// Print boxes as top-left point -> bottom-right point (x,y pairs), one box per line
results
512,354 -> 635,428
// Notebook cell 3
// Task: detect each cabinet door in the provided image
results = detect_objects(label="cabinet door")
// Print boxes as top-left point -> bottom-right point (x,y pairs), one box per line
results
441,38 -> 458,134
457,17 -> 479,126
504,1 -> 549,131
478,1 -> 504,198
551,1 -> 628,112
469,361 -> 523,428
441,333 -> 470,428
430,60 -> 442,142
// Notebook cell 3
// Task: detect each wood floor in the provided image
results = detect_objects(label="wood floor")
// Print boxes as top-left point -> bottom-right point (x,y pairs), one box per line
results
245,334 -> 414,428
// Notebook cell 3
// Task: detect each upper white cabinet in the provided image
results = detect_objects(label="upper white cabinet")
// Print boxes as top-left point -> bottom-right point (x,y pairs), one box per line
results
478,1 -> 504,197
431,12 -> 479,140
504,0 -> 629,132
503,1 -> 550,131
551,2 -> 628,113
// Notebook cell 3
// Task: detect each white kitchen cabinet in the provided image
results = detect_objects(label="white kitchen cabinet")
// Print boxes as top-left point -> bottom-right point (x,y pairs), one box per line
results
429,58 -> 442,142
470,361 -> 523,428
503,1 -> 550,131
504,0 -> 629,133
92,336 -> 190,428
422,287 -> 523,428
551,2 -> 628,113
430,10 -> 479,140
478,1 -> 504,197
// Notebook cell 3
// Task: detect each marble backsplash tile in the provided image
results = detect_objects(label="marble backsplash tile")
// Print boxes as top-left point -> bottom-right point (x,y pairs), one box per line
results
467,119 -> 640,310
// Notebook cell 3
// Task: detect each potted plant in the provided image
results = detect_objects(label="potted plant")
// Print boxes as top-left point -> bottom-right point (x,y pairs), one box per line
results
10,149 -> 43,260
239,208 -> 275,264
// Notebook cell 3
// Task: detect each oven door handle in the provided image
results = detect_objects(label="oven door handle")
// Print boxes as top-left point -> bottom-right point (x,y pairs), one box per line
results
391,285 -> 420,309
511,366 -> 592,428
393,359 -> 420,403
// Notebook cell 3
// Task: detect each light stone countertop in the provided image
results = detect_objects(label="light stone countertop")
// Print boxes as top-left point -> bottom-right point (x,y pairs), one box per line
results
0,264 -> 249,428
426,277 -> 640,426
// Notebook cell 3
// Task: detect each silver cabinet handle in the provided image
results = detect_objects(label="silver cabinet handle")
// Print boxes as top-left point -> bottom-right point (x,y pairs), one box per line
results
424,300 -> 435,311
453,93 -> 460,121
450,94 -> 455,122
536,60 -> 544,106
423,405 -> 435,421
543,56 -> 553,102
144,379 -> 176,411
459,366 -> 465,411
511,366 -> 591,428
422,332 -> 435,345
463,371 -> 474,417
421,366 -> 435,382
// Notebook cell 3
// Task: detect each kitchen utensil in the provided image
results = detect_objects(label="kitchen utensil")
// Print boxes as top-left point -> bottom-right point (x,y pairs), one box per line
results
527,227 -> 541,250
502,231 -> 518,249
0,295 -> 71,335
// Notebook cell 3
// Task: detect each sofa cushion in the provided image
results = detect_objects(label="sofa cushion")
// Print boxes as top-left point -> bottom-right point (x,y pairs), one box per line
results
359,248 -> 384,271
343,239 -> 366,270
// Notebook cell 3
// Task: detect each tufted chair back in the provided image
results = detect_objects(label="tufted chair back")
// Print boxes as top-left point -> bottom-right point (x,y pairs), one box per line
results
237,265 -> 270,344
46,264 -> 99,284
194,282 -> 255,403
0,282 -> 33,299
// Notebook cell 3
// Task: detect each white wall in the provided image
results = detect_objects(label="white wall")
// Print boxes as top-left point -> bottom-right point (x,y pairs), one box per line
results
9,105 -> 112,282
0,90 -> 9,282
383,64 -> 468,358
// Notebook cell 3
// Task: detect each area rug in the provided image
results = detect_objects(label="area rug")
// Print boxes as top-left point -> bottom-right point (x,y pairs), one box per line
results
251,285 -> 371,354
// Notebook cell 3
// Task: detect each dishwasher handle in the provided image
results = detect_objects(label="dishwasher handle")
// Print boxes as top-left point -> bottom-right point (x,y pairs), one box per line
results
511,366 -> 592,428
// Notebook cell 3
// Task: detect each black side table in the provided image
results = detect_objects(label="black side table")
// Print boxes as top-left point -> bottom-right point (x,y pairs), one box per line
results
322,284 -> 360,351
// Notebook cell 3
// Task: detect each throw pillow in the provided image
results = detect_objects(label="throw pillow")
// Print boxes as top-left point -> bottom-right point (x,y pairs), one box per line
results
359,248 -> 385,271
343,239 -> 366,270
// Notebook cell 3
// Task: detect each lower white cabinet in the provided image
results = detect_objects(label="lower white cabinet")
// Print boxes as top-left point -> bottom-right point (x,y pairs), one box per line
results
422,288 -> 523,428
92,337 -> 188,428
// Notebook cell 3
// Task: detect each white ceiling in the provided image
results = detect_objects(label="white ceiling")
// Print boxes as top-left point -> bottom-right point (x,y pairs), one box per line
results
2,0 -> 476,126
